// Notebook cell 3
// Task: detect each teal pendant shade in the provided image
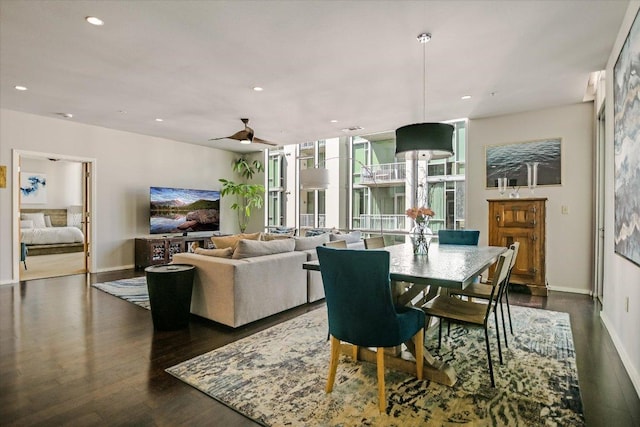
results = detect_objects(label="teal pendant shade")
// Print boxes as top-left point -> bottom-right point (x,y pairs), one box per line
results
395,122 -> 455,160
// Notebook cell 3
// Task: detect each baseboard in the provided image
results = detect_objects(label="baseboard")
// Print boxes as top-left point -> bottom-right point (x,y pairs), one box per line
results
600,311 -> 640,399
547,285 -> 592,295
95,264 -> 135,273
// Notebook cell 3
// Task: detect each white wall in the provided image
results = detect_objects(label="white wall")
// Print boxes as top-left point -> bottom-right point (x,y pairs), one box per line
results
467,102 -> 594,294
20,158 -> 82,209
601,1 -> 640,396
0,108 -> 237,283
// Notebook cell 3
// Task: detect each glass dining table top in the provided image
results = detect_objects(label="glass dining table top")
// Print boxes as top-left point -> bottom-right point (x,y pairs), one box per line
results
304,242 -> 507,290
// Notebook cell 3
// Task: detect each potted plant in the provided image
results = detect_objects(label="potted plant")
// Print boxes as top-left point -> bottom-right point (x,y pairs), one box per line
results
219,158 -> 265,233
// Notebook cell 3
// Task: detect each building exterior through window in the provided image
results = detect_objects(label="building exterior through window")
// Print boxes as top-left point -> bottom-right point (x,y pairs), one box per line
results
265,119 -> 467,237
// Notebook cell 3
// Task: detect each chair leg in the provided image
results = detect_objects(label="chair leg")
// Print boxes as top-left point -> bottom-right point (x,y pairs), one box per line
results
494,309 -> 503,365
414,329 -> 424,380
499,299 -> 509,348
352,345 -> 359,361
505,286 -> 514,335
437,318 -> 443,349
484,327 -> 495,387
326,336 -> 341,393
377,348 -> 386,413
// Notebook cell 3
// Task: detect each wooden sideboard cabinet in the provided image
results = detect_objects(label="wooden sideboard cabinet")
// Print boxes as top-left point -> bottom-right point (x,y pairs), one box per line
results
135,235 -> 215,269
488,198 -> 547,296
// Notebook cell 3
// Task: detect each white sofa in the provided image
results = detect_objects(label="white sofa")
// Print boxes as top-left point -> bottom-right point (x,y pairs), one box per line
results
172,242 -> 307,328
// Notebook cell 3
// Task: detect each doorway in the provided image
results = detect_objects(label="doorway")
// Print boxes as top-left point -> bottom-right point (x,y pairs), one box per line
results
13,150 -> 95,282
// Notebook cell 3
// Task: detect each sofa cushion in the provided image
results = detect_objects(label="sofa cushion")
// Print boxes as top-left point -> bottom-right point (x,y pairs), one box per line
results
194,247 -> 234,258
211,232 -> 261,250
329,230 -> 362,244
232,238 -> 296,259
294,233 -> 330,251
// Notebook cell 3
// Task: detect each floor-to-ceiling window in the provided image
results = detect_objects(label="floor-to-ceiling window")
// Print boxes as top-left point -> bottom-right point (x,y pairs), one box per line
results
265,119 -> 466,235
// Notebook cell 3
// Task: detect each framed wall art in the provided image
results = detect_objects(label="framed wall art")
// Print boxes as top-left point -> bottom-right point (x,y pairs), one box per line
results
485,138 -> 562,188
613,9 -> 640,267
20,172 -> 47,204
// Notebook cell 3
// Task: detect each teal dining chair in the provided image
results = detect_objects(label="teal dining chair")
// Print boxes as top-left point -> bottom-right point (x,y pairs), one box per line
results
437,229 -> 480,245
316,246 -> 425,413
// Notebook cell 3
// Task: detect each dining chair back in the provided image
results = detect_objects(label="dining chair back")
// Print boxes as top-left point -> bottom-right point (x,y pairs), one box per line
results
323,240 -> 348,248
317,246 -> 425,412
422,248 -> 513,387
437,229 -> 480,245
364,236 -> 385,249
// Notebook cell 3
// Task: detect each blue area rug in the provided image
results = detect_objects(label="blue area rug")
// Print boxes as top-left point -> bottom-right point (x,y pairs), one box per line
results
166,305 -> 584,426
91,276 -> 150,310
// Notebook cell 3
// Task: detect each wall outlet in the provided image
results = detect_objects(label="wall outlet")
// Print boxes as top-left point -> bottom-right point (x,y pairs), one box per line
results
561,205 -> 569,215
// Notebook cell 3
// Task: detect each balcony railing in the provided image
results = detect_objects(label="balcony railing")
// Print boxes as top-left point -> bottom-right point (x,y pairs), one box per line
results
300,214 -> 326,228
353,214 -> 407,231
359,162 -> 406,186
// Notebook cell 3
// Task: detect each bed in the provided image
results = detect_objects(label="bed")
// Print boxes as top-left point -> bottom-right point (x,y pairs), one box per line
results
20,209 -> 85,255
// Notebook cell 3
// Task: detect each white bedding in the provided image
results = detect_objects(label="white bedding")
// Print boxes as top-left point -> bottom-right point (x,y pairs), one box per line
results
21,226 -> 84,245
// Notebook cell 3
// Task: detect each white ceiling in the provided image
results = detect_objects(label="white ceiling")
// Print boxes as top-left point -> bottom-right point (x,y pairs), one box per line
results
0,0 -> 629,153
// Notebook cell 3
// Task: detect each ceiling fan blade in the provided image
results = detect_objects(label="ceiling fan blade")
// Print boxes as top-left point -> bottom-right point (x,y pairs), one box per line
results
252,137 -> 279,147
208,129 -> 250,141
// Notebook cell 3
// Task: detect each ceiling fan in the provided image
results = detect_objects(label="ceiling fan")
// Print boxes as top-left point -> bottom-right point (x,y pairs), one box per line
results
209,118 -> 278,147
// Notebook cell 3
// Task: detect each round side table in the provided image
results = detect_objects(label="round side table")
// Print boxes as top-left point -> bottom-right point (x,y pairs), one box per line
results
145,264 -> 195,331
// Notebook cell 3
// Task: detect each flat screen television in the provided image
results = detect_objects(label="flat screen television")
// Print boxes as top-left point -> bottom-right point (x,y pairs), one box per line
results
150,186 -> 220,234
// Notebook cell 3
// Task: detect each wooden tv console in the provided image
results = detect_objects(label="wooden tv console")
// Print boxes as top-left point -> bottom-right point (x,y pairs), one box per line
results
134,234 -> 218,269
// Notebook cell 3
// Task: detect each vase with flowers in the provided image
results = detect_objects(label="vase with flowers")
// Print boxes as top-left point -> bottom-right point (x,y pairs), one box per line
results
406,206 -> 435,255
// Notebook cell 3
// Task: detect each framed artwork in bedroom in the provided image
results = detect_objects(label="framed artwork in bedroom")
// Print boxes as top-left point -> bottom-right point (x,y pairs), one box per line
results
20,172 -> 47,204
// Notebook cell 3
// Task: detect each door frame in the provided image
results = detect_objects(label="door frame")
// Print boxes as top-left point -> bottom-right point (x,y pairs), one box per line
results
12,149 -> 97,283
593,102 -> 606,302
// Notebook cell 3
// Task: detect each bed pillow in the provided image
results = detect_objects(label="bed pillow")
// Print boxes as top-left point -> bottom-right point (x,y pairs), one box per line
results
21,212 -> 46,228
20,219 -> 34,229
44,215 -> 53,227
232,238 -> 295,259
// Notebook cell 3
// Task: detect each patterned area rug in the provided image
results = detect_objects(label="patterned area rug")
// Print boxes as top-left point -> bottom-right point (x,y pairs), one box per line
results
166,305 -> 584,426
91,276 -> 150,310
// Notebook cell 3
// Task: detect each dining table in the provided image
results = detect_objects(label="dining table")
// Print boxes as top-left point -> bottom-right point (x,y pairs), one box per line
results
303,241 -> 507,386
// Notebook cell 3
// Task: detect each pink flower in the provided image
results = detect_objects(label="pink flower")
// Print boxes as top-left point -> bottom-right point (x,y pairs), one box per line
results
406,206 -> 435,224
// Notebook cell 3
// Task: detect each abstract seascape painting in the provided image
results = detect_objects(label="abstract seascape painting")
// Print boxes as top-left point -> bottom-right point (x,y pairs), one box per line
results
20,172 -> 47,204
485,138 -> 562,188
613,9 -> 640,267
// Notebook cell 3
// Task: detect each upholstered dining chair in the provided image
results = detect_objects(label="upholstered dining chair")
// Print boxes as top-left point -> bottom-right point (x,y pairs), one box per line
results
450,242 -> 520,347
437,229 -> 480,245
323,240 -> 348,248
316,246 -> 425,413
364,236 -> 385,249
422,249 -> 513,387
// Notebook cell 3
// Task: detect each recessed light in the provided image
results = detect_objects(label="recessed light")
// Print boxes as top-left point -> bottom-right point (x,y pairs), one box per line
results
461,95 -> 472,100
330,119 -> 338,123
253,86 -> 264,92
14,85 -> 28,91
155,118 -> 164,122
56,113 -> 73,118
85,16 -> 104,26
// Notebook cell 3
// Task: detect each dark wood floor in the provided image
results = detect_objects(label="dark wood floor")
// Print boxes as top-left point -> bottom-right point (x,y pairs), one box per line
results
1,271 -> 638,426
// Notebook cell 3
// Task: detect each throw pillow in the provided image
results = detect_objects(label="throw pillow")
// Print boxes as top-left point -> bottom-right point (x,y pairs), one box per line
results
329,230 -> 362,244
211,232 -> 261,250
260,232 -> 293,241
194,247 -> 234,258
232,238 -> 295,259
270,226 -> 296,235
293,233 -> 330,251
44,215 -> 53,227
21,212 -> 46,228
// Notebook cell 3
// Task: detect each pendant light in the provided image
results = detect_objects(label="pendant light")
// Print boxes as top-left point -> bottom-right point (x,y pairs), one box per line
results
395,33 -> 454,161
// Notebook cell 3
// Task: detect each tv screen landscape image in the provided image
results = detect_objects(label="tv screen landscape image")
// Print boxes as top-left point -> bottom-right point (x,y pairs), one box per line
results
150,186 -> 220,234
